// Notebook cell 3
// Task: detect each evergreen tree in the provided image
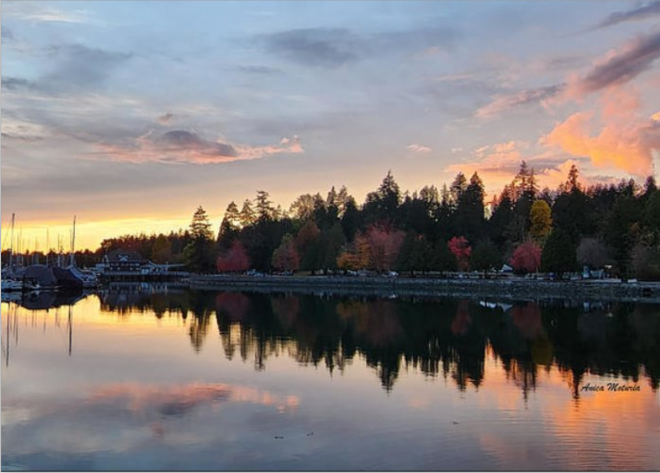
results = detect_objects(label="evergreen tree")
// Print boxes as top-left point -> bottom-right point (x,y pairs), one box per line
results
455,172 -> 485,242
218,201 -> 240,250
605,194 -> 643,276
541,229 -> 577,277
450,172 -> 467,204
255,190 -> 275,221
316,222 -> 346,273
239,199 -> 255,227
489,194 -> 514,249
184,206 -> 215,272
470,240 -> 502,276
341,197 -> 361,241
566,164 -> 580,193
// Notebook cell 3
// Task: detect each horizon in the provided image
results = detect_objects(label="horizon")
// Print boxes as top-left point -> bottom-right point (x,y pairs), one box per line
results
2,0 -> 660,251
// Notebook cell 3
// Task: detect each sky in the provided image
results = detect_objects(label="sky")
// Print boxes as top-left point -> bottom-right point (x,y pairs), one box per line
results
2,0 -> 660,251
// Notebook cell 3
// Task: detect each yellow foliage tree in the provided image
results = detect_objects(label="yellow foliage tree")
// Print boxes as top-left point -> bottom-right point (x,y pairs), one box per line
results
529,200 -> 552,243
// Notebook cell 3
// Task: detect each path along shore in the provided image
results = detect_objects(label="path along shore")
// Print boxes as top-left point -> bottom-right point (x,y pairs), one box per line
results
188,274 -> 660,303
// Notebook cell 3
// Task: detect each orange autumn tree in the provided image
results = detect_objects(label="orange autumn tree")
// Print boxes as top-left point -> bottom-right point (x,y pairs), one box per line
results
336,225 -> 404,272
337,233 -> 370,271
271,234 -> 300,272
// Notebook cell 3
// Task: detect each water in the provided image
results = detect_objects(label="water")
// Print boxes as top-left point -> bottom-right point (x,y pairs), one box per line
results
2,287 -> 659,471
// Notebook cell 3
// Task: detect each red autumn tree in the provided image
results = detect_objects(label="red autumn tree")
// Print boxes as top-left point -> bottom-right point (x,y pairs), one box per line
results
365,225 -> 405,272
448,236 -> 471,271
216,240 -> 250,273
272,234 -> 300,272
510,240 -> 541,274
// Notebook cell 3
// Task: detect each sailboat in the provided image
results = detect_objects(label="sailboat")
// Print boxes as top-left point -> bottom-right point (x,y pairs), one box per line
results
2,214 -> 23,292
64,216 -> 99,289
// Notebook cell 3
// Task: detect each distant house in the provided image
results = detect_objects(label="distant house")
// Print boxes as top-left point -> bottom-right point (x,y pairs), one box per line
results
95,249 -> 185,277
103,249 -> 146,273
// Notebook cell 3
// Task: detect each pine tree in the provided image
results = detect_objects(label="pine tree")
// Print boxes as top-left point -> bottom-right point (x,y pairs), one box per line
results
239,199 -> 255,227
185,206 -> 215,272
566,164 -> 580,193
255,190 -> 275,221
450,172 -> 467,204
218,201 -> 240,250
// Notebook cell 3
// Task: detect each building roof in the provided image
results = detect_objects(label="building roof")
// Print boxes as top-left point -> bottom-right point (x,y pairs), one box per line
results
106,249 -> 145,263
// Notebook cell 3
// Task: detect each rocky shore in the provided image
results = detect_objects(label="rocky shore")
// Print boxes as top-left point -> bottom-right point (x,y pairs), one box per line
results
188,274 -> 660,303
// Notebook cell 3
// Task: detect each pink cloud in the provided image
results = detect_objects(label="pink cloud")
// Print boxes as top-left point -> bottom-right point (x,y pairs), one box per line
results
563,30 -> 660,101
95,130 -> 303,165
475,85 -> 560,119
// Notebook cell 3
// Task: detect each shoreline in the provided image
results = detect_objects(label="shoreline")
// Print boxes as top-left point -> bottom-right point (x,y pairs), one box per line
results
188,275 -> 660,303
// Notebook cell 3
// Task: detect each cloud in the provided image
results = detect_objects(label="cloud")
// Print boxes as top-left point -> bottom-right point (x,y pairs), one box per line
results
159,130 -> 238,156
447,141 -> 529,176
158,112 -> 175,125
5,2 -> 95,24
565,29 -> 660,99
444,141 -> 599,194
2,44 -> 133,95
1,117 -> 53,143
592,2 -> 660,31
40,44 -> 133,93
407,143 -> 432,153
1,77 -> 36,90
237,65 -> 283,75
542,111 -> 659,177
476,85 -> 562,118
476,30 -> 660,118
96,130 -> 303,165
376,25 -> 459,54
259,24 -> 458,68
2,27 -> 14,40
262,28 -> 360,68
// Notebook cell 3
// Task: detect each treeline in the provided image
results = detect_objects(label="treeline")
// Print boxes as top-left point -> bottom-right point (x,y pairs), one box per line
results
8,163 -> 659,280
202,163 -> 660,280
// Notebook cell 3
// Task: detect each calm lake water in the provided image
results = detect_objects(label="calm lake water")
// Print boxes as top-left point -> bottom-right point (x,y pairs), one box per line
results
2,287 -> 660,471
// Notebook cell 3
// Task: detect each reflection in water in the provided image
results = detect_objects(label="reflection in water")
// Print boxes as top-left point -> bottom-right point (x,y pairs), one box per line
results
9,288 -> 657,395
2,288 -> 660,471
217,292 -> 658,394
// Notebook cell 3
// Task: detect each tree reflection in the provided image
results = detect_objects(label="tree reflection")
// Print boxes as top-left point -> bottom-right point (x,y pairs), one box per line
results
90,286 -> 660,395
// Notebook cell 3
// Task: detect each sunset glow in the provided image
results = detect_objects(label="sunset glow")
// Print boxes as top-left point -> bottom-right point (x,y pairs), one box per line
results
2,1 -> 660,250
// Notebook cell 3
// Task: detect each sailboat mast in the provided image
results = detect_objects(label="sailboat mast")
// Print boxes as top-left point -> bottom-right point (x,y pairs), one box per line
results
9,213 -> 15,270
70,216 -> 76,267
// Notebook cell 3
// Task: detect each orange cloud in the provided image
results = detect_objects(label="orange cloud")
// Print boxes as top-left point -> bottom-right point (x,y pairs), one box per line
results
445,140 -> 598,197
445,140 -> 528,192
542,105 -> 659,177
